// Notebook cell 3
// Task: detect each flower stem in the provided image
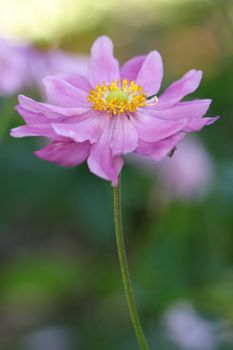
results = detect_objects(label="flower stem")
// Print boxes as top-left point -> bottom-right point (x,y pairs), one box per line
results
113,176 -> 150,350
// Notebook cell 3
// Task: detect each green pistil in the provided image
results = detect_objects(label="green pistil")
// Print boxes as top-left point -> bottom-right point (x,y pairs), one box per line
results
106,89 -> 128,102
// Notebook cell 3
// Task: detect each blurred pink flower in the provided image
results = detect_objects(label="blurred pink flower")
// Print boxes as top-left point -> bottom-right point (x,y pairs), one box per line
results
25,46 -> 88,92
0,38 -> 28,96
0,37 -> 88,96
129,137 -> 214,201
158,137 -> 214,200
162,301 -> 217,350
11,36 -> 219,186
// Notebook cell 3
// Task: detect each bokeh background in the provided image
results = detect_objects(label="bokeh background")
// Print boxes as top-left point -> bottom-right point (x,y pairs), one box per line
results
0,0 -> 233,349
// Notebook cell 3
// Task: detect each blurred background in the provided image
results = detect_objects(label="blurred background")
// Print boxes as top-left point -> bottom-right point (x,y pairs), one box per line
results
0,0 -> 233,349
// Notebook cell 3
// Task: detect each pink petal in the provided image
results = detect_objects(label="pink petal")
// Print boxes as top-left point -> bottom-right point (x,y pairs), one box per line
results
120,56 -> 146,81
132,111 -> 187,142
18,95 -> 89,119
88,36 -> 120,87
35,140 -> 90,167
157,70 -> 203,109
111,115 -> 139,156
146,99 -> 212,120
43,76 -> 89,107
135,51 -> 163,95
10,124 -> 57,138
52,111 -> 107,143
53,73 -> 92,91
16,105 -> 49,124
87,119 -> 124,186
183,116 -> 219,132
135,132 -> 185,160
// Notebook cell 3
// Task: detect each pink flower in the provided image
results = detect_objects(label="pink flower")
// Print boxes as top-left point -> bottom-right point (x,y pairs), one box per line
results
25,46 -> 88,92
157,137 -> 214,201
129,137 -> 214,201
10,36 -> 219,186
163,301 -> 217,350
0,38 -> 28,96
0,37 -> 88,96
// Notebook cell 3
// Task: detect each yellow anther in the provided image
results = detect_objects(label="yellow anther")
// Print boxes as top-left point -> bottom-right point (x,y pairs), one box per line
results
88,79 -> 147,116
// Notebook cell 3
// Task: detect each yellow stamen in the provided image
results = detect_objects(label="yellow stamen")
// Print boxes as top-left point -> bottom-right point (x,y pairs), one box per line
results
88,79 -> 147,116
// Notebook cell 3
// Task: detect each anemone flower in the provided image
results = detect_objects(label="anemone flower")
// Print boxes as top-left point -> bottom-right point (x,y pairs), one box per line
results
25,46 -> 88,93
130,137 -> 214,202
0,37 -> 88,97
11,36 -> 218,186
10,36 -> 219,350
157,137 -> 214,201
0,38 -> 28,96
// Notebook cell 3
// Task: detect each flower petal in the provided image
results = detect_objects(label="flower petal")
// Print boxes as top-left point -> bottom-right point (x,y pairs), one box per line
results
18,95 -> 89,119
111,115 -> 139,156
52,111 -> 107,143
10,123 -> 57,138
157,70 -> 203,109
183,116 -> 219,132
146,99 -> 212,120
135,132 -> 185,160
35,140 -> 90,166
16,105 -> 49,124
53,73 -> 92,91
43,75 -> 89,107
120,55 -> 146,81
132,111 -> 187,142
87,119 -> 124,186
88,36 -> 120,87
135,51 -> 163,95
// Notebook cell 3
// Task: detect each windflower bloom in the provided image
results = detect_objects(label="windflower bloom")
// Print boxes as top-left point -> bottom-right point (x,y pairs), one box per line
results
0,37 -> 88,96
25,46 -> 88,92
157,137 -> 214,201
0,38 -> 28,96
130,137 -> 214,201
162,301 -> 217,350
11,36 -> 219,186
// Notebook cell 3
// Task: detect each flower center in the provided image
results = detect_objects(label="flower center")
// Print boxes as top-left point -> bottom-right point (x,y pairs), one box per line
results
106,89 -> 129,103
88,79 -> 147,115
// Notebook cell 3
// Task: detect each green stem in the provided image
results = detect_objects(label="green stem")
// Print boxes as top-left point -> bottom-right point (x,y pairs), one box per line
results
113,176 -> 150,350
